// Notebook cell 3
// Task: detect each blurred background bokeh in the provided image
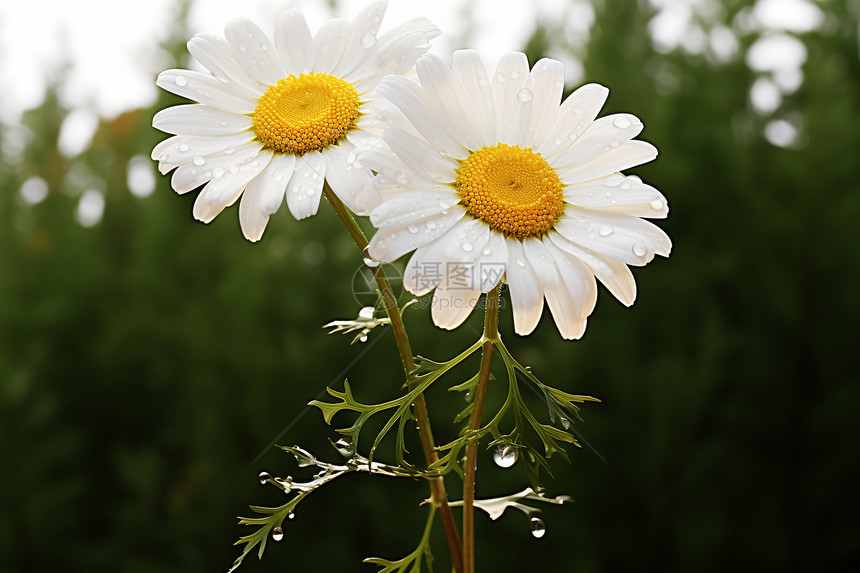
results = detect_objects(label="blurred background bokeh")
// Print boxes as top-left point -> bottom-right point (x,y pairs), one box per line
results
2,0 -> 859,571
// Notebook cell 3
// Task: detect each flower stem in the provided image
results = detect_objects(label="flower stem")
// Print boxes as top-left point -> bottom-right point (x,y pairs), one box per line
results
322,184 -> 464,573
463,283 -> 501,573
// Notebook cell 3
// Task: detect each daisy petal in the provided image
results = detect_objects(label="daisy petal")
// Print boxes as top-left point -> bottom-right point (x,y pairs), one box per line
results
170,141 -> 263,194
505,239 -> 544,336
472,231 -> 508,292
369,189 -> 458,228
542,239 -> 597,339
379,76 -> 465,158
522,58 -> 565,147
313,18 -> 350,74
323,142 -> 375,214
382,128 -> 459,183
559,140 -> 658,184
187,34 -> 264,97
538,83 -> 609,158
374,29 -> 431,77
416,54 -> 482,151
566,173 -> 669,218
554,113 -> 644,171
151,132 -> 257,167
286,151 -> 326,220
153,104 -> 252,136
239,153 -> 297,241
547,231 -> 637,306
431,283 -> 481,330
337,0 -> 387,77
555,209 -> 672,266
276,10 -> 315,74
404,236 -> 453,296
438,218 -> 492,291
156,69 -> 257,114
492,52 -> 530,145
368,208 -> 465,263
451,49 -> 497,147
225,18 -> 285,86
201,147 -> 273,205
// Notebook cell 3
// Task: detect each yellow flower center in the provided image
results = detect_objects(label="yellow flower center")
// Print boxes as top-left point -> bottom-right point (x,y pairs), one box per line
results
252,73 -> 360,155
456,144 -> 565,239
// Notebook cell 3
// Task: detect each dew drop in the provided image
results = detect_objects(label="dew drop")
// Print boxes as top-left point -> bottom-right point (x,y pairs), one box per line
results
632,243 -> 647,257
574,107 -> 582,115
192,156 -> 206,166
517,88 -> 533,102
271,526 -> 284,541
346,153 -> 356,164
287,512 -> 295,520
530,517 -> 546,538
408,225 -> 419,234
227,165 -> 239,175
174,75 -> 187,87
478,77 -> 488,87
360,32 -> 377,48
553,136 -> 563,145
178,143 -> 190,153
481,246 -> 492,256
598,225 -> 613,237
220,120 -> 228,127
492,445 -> 518,468
516,258 -> 526,268
495,72 -> 506,83
258,471 -> 271,485
554,78 -> 564,88
559,416 -> 571,430
603,145 -> 610,152
212,167 -> 225,179
462,241 -> 473,252
568,133 -> 578,141
525,365 -> 532,372
649,199 -> 664,210
510,70 -> 520,80
426,220 -> 437,230
611,139 -> 620,148
620,181 -> 631,190
359,334 -> 368,343
613,116 -> 632,129
395,171 -> 409,185
358,306 -> 375,320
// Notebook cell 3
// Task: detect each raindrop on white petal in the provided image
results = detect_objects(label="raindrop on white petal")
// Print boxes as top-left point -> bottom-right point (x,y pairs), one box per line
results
517,88 -> 533,102
495,73 -> 506,83
395,171 -> 409,185
530,517 -> 546,538
360,32 -> 377,48
426,220 -> 437,230
574,107 -> 582,114
174,75 -> 187,87
212,167 -> 225,179
178,143 -> 190,153
613,116 -> 632,129
408,225 -> 419,234
478,77 -> 488,87
554,78 -> 564,88
228,165 -> 239,174
516,258 -> 526,268
598,225 -> 613,237
611,139 -> 620,148
258,471 -> 271,485
603,145 -> 610,152
632,243 -> 647,257
271,527 -> 284,541
568,133 -> 578,141
462,242 -> 473,252
620,181 -> 631,190
192,156 -> 206,166
649,199 -> 664,210
362,247 -> 381,268
492,445 -> 518,468
553,137 -> 563,145
220,121 -> 227,127
510,70 -> 520,80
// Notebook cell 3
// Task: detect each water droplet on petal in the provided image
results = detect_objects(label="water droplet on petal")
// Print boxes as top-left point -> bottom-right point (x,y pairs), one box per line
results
359,334 -> 368,343
510,70 -> 520,80
632,243 -> 647,257
258,471 -> 271,485
212,167 -> 225,179
408,225 -> 419,234
395,171 -> 409,185
493,445 -> 518,468
574,107 -> 582,115
272,526 -> 284,541
553,136 -> 563,145
178,143 -> 190,152
495,72 -> 506,83
462,241 -> 473,252
360,32 -> 377,48
530,517 -> 546,538
613,116 -> 632,129
174,75 -> 187,87
426,220 -> 437,230
517,88 -> 533,102
481,246 -> 492,256
598,225 -> 613,237
192,156 -> 206,166
228,165 -> 239,174
516,258 -> 526,268
620,181 -> 631,190
649,199 -> 664,210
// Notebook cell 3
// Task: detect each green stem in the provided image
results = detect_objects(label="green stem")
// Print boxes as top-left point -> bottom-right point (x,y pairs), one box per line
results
463,283 -> 501,573
322,184 -> 464,573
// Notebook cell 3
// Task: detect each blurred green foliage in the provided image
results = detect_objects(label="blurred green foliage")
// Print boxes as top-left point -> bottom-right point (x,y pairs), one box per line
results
2,0 -> 859,571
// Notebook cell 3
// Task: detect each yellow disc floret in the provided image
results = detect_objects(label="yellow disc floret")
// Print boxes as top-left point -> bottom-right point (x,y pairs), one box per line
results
456,144 -> 565,239
252,73 -> 360,155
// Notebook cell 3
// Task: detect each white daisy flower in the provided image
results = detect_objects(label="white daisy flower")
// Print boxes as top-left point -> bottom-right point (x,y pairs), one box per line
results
151,1 -> 439,241
364,51 -> 671,339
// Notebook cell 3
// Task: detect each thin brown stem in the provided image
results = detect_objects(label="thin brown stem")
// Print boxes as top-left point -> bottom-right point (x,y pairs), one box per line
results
462,284 -> 501,573
322,184 -> 463,573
